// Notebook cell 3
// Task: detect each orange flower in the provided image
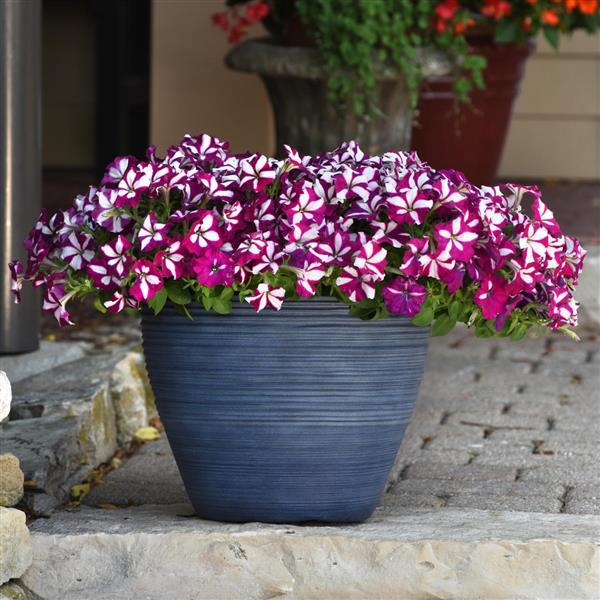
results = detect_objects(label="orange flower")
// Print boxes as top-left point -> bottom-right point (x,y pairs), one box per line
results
565,0 -> 597,11
577,0 -> 598,14
541,9 -> 560,24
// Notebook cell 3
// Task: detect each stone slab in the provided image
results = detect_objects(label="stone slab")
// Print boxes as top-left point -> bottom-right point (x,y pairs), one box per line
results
0,342 -> 88,385
0,455 -> 24,507
0,348 -> 155,512
0,415 -> 87,513
22,503 -> 600,600
0,508 -> 31,585
84,437 -> 188,507
0,373 -> 9,423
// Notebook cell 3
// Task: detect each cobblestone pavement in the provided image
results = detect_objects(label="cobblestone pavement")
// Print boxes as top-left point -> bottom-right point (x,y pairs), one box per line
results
386,327 -> 600,516
74,325 -> 600,518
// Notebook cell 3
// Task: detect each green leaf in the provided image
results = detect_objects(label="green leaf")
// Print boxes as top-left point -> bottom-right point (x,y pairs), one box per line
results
147,287 -> 168,315
411,306 -> 434,327
542,26 -> 559,49
201,295 -> 212,311
448,300 -> 462,322
211,297 -> 232,315
475,319 -> 496,338
165,280 -> 191,305
494,19 -> 519,44
349,299 -> 379,320
93,295 -> 107,314
431,314 -> 456,337
510,324 -> 529,342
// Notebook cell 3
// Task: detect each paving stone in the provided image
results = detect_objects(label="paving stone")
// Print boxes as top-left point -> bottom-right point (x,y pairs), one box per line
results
569,484 -> 600,502
0,373 -> 9,423
22,504 -> 600,600
403,462 -> 518,482
0,454 -> 24,507
84,437 -> 188,507
445,410 -> 547,431
427,331 -> 499,362
492,336 -> 550,362
385,489 -> 562,513
565,498 -> 600,515
390,478 -> 566,499
0,341 -> 88,384
518,464 -> 600,487
0,508 -> 31,585
443,493 -> 563,513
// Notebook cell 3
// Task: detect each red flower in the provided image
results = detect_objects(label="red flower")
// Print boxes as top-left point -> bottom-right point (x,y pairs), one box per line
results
435,0 -> 458,20
481,0 -> 512,20
541,9 -> 560,25
246,1 -> 269,22
211,11 -> 229,32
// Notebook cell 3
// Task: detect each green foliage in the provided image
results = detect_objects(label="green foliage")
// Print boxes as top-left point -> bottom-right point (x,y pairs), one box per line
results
295,0 -> 487,117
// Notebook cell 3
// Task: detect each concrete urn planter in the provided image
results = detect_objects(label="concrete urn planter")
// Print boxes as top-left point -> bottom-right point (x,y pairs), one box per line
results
226,38 -> 451,156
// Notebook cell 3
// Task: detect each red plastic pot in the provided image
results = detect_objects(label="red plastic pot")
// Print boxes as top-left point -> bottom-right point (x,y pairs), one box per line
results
411,37 -> 534,185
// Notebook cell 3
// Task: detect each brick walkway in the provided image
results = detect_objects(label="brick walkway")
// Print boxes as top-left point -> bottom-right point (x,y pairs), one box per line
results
72,325 -> 600,519
14,326 -> 599,599
387,327 -> 599,516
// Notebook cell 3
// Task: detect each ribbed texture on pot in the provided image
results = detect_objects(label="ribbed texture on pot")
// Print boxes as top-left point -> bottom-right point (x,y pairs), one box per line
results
142,298 -> 429,523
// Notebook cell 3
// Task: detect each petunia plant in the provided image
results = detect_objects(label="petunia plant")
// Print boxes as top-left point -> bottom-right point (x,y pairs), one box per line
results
10,133 -> 586,339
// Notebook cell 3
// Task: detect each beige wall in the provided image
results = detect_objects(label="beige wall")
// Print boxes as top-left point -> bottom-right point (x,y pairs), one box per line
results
150,0 -> 273,156
151,2 -> 599,180
499,31 -> 600,180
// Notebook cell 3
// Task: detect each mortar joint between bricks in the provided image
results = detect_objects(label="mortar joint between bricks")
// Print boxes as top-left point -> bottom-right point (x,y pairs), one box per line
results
542,338 -> 554,357
529,361 -> 542,374
559,485 -> 574,513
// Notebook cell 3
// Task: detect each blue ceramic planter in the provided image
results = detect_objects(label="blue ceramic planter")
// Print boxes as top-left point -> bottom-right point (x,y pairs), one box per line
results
141,298 -> 429,524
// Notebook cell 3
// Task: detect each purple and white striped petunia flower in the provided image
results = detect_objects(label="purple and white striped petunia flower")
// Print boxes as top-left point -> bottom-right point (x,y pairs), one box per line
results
92,188 -> 132,233
245,283 -> 285,312
60,232 -> 95,270
239,154 -> 277,192
9,131 -> 584,335
138,212 -> 171,252
154,239 -> 186,280
99,235 -> 133,277
353,240 -> 387,281
130,259 -> 163,302
336,266 -> 376,303
295,260 -> 326,298
183,210 -> 221,255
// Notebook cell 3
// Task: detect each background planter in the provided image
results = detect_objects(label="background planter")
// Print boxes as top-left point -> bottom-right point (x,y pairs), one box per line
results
226,38 -> 451,156
411,38 -> 535,185
142,299 -> 429,524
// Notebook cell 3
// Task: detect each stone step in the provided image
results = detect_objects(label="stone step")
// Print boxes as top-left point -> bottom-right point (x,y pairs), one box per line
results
21,503 -> 599,600
0,346 -> 156,512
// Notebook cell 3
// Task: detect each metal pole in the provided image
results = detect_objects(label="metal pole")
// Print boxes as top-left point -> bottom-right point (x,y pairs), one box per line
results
0,0 -> 41,353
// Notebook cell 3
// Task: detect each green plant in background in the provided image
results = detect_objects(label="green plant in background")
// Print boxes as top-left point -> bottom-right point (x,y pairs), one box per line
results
214,0 -> 599,118
294,0 -> 486,117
